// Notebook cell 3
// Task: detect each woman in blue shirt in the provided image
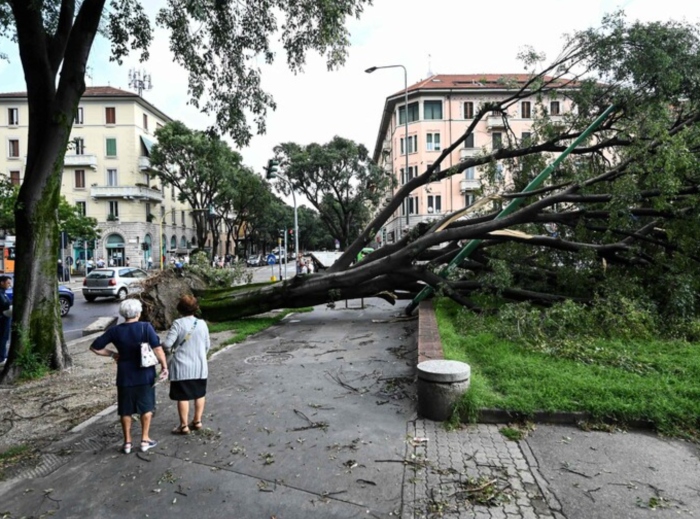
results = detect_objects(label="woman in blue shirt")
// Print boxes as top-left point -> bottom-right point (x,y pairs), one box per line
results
90,299 -> 168,454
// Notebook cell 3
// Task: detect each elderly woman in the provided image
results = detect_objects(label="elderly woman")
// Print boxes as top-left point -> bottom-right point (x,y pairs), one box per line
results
163,295 -> 211,434
90,299 -> 167,454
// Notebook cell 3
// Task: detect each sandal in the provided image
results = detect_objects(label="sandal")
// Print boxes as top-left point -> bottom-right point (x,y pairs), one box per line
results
122,442 -> 132,454
189,421 -> 203,431
172,424 -> 190,435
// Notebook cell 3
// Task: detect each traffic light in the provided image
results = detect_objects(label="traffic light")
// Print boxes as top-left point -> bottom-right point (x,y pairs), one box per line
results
289,228 -> 294,237
278,229 -> 284,238
265,159 -> 280,179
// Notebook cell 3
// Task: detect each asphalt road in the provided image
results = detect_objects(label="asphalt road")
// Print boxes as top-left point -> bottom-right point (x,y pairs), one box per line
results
62,289 -> 121,342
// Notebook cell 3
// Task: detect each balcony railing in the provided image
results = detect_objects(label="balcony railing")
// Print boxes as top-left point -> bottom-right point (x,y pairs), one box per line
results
485,116 -> 506,130
138,156 -> 156,171
460,148 -> 478,159
90,185 -> 164,202
460,179 -> 480,192
64,154 -> 98,169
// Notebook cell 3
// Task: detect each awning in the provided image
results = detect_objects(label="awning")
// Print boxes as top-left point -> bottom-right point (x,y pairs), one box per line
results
140,135 -> 156,156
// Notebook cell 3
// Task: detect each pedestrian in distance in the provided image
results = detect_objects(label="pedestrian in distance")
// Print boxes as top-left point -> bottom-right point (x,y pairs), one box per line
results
163,295 -> 211,435
0,275 -> 12,366
89,299 -> 168,454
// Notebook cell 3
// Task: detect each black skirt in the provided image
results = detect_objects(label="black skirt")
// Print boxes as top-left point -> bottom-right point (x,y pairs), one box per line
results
169,379 -> 207,401
117,384 -> 156,416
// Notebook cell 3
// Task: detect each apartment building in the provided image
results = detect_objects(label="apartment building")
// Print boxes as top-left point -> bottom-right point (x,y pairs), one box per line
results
371,74 -> 574,244
0,86 -> 195,268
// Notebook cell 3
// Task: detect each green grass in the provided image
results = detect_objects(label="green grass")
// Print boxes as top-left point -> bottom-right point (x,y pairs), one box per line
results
0,444 -> 34,480
435,299 -> 700,438
207,307 -> 313,355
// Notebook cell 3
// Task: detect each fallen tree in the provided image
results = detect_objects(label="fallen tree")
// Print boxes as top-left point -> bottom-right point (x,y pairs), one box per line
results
196,15 -> 700,323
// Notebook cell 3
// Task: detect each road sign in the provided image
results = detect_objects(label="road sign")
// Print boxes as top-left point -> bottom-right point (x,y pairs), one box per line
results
267,254 -> 276,265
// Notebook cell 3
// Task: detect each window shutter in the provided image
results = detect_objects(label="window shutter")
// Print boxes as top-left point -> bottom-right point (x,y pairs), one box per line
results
106,138 -> 117,156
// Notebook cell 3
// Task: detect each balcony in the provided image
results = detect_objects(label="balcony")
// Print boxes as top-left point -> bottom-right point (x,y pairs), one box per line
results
485,116 -> 506,130
460,179 -> 480,192
460,148 -> 478,160
90,185 -> 164,203
64,154 -> 98,169
138,155 -> 157,171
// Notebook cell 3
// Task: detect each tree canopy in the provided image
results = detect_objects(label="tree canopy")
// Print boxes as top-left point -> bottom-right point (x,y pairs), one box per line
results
273,136 -> 394,248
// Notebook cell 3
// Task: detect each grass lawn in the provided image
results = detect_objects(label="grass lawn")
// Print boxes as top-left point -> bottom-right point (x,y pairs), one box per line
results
435,299 -> 700,438
207,307 -> 313,355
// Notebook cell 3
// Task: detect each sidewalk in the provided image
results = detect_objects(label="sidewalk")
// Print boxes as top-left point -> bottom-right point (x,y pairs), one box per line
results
0,299 -> 699,518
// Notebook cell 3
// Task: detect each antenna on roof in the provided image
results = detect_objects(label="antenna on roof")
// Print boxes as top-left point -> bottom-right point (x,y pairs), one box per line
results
427,54 -> 433,77
128,68 -> 153,97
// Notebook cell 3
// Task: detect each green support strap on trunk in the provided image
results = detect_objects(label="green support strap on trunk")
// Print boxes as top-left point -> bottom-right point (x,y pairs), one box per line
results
405,105 -> 616,315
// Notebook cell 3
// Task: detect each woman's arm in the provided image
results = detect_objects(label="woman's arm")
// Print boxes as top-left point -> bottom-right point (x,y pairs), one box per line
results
90,347 -> 118,361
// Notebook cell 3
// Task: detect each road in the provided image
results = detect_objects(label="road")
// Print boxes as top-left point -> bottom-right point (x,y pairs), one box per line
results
62,288 -> 121,342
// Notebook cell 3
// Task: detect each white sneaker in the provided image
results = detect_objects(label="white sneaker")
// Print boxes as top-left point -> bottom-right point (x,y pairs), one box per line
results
140,439 -> 158,452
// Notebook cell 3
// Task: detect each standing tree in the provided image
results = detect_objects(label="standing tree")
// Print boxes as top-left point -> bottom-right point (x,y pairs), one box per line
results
0,0 -> 372,382
150,121 -> 243,257
273,136 -> 395,249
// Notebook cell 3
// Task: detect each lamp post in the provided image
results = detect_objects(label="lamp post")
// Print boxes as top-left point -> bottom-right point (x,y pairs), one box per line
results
365,64 -> 409,234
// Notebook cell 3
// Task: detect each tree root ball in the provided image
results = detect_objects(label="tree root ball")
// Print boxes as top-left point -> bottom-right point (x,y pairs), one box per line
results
135,270 -> 207,330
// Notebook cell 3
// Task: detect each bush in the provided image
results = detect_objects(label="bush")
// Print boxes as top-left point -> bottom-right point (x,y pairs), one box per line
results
185,251 -> 252,287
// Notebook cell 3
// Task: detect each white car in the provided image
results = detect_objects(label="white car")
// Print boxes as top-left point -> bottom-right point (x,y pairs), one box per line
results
82,267 -> 150,302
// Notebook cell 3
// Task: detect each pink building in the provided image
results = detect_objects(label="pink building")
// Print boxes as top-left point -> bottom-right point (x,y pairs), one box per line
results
370,74 -> 574,244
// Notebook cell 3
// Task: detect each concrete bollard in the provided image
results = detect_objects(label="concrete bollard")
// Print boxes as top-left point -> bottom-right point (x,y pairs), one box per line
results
417,360 -> 471,421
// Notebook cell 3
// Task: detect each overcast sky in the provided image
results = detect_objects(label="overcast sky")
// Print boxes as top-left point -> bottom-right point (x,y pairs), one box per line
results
1,0 -> 699,179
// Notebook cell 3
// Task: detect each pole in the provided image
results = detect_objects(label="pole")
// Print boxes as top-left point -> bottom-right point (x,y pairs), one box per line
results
159,215 -> 164,270
284,227 -> 288,280
402,66 -> 409,232
405,105 -> 617,314
278,234 -> 282,280
292,188 -> 299,267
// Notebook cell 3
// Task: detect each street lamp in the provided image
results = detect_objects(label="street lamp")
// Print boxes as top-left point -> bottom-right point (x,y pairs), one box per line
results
365,64 -> 409,232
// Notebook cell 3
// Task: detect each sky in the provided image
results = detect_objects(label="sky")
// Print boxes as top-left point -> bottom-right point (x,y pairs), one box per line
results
1,0 -> 700,186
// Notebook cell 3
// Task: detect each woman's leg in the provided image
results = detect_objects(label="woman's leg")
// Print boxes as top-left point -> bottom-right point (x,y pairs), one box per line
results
193,397 -> 205,424
140,411 -> 153,442
177,400 -> 190,426
120,415 -> 132,443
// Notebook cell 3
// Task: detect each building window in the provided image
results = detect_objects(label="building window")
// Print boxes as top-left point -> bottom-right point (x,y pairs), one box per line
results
398,102 -> 419,124
9,170 -> 20,185
401,135 -> 418,154
424,100 -> 443,120
106,138 -> 117,157
107,168 -> 118,186
76,201 -> 87,216
143,113 -> 148,130
74,137 -> 85,155
74,107 -> 84,125
465,167 -> 475,180
521,101 -> 531,119
75,169 -> 85,189
171,185 -> 175,200
550,101 -> 560,116
7,108 -> 18,126
108,201 -> 119,218
145,203 -> 152,221
464,102 -> 474,119
464,133 -> 475,148
171,210 -> 176,224
105,107 -> 116,124
521,132 -> 532,144
492,132 -> 503,150
8,139 -> 19,158
465,193 -> 475,206
156,122 -> 163,130
427,195 -> 442,214
181,210 -> 185,226
426,133 -> 441,151
408,196 -> 418,215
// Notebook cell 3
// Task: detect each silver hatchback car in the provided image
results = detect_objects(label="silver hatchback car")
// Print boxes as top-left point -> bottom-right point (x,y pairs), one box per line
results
82,267 -> 150,302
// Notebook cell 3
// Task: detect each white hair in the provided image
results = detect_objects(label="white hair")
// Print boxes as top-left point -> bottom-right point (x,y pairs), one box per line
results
119,299 -> 143,319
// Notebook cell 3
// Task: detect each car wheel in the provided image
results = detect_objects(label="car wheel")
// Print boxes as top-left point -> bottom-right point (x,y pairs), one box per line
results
59,296 -> 71,317
85,296 -> 96,302
116,288 -> 128,301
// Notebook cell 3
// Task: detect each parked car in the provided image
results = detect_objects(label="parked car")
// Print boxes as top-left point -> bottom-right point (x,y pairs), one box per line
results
82,267 -> 150,302
247,254 -> 262,267
5,275 -> 74,317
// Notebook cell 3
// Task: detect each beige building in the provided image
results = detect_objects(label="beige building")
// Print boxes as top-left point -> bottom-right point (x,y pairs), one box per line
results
371,74 -> 574,244
0,86 -> 195,268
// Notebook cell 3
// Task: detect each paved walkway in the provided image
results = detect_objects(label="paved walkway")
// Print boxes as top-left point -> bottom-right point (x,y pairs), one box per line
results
1,299 -> 699,518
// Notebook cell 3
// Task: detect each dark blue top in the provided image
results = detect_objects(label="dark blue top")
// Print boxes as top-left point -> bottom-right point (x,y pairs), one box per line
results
90,322 -> 162,387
